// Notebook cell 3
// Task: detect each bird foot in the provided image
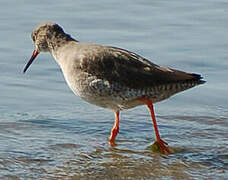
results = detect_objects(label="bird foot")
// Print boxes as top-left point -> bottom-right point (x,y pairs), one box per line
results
151,139 -> 171,154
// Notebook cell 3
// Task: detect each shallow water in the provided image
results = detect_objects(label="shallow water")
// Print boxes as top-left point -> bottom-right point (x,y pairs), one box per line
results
0,0 -> 228,179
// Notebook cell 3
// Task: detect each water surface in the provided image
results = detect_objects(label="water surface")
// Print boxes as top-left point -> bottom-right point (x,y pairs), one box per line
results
0,0 -> 227,179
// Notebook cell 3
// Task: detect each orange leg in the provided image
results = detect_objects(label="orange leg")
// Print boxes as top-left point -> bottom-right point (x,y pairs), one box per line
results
140,99 -> 170,154
109,111 -> 120,144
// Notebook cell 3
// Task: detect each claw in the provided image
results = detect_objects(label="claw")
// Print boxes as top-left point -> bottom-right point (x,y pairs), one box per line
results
160,138 -> 168,146
157,138 -> 171,154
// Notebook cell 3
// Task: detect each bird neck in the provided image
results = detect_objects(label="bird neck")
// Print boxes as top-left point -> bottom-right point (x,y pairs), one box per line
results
47,32 -> 78,53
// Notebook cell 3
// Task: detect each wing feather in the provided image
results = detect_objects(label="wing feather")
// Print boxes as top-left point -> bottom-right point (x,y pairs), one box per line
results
80,46 -> 204,89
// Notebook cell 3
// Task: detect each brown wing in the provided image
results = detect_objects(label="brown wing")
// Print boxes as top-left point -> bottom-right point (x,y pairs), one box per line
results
80,46 -> 205,89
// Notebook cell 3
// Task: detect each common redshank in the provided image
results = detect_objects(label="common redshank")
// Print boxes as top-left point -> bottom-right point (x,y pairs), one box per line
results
23,22 -> 205,154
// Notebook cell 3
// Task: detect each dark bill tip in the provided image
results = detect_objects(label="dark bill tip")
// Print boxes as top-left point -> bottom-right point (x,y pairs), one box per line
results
23,50 -> 39,73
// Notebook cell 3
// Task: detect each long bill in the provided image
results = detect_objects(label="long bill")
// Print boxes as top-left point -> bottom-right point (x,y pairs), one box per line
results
23,50 -> 39,73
